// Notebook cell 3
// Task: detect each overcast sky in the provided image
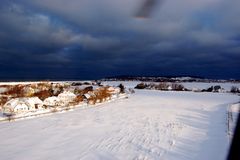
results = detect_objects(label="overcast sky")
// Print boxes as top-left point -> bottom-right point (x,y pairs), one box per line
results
0,0 -> 239,80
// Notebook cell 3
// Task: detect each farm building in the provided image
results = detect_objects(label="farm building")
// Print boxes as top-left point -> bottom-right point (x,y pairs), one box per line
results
43,96 -> 64,108
107,87 -> 121,99
107,87 -> 120,94
2,97 -> 43,115
26,97 -> 43,110
167,86 -> 172,90
83,93 -> 91,100
58,91 -> 76,103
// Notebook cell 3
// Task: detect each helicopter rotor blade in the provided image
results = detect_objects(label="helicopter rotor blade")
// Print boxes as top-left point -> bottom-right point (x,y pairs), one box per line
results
135,0 -> 162,18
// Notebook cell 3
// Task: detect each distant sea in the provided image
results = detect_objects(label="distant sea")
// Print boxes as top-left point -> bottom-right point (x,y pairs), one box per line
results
0,78 -> 95,82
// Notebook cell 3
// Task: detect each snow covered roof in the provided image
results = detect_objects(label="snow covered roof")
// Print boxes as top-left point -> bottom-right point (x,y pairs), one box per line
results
3,97 -> 43,110
107,87 -> 120,94
107,86 -> 115,91
83,93 -> 91,99
44,96 -> 59,102
43,96 -> 61,106
26,97 -> 43,107
58,91 -> 76,103
3,98 -> 24,110
58,91 -> 76,99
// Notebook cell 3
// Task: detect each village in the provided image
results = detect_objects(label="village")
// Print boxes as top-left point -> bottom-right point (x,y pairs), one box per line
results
0,81 -> 127,120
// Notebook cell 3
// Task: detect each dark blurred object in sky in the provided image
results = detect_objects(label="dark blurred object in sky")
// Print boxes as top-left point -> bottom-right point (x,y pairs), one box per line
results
135,0 -> 162,18
227,113 -> 240,160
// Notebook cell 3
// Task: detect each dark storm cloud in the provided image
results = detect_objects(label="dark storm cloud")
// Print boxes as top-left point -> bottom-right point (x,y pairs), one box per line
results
0,0 -> 239,80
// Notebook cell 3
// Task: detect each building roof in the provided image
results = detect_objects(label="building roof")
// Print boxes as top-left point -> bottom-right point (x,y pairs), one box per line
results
83,93 -> 91,99
58,91 -> 76,98
3,97 -> 43,110
26,97 -> 43,107
43,96 -> 61,106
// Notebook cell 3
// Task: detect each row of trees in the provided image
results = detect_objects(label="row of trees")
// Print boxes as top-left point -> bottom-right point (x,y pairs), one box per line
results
72,84 -> 125,105
0,83 -> 68,99
135,82 -> 240,93
230,86 -> 240,93
135,82 -> 185,91
85,84 -> 125,105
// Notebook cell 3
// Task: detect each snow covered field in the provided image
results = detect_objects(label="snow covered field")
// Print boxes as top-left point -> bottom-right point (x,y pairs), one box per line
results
0,84 -> 239,160
102,81 -> 240,91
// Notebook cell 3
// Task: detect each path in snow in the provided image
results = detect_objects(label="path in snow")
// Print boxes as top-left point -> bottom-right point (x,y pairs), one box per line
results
0,90 -> 239,160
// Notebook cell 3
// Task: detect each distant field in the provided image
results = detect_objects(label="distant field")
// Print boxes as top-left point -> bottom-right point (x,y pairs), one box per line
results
103,81 -> 240,91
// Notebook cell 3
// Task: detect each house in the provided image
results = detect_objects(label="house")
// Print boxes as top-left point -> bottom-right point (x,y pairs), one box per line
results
107,87 -> 120,94
43,96 -> 63,108
82,93 -> 92,104
107,87 -> 121,99
58,91 -> 76,104
167,86 -> 172,91
111,94 -> 118,99
83,92 -> 100,105
83,93 -> 91,100
2,97 -> 43,115
26,97 -> 43,110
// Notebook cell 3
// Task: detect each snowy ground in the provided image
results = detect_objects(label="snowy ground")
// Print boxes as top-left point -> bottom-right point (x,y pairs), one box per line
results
102,81 -> 240,91
0,88 -> 239,160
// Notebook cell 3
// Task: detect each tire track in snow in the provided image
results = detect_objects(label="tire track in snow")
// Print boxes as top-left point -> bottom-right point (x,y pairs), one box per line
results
85,112 -> 184,159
